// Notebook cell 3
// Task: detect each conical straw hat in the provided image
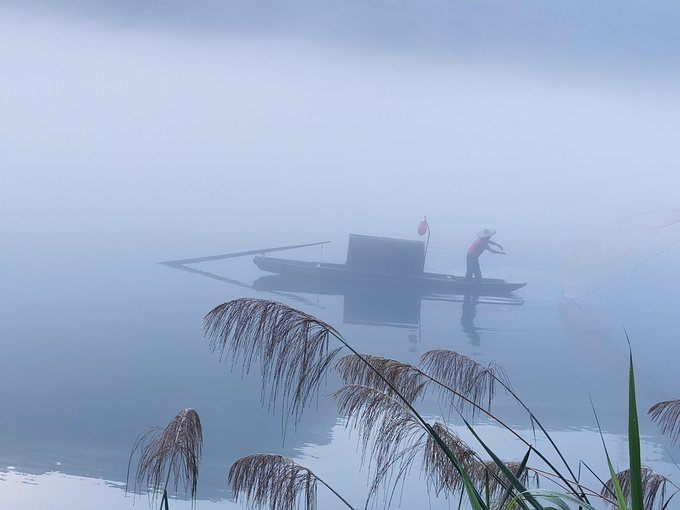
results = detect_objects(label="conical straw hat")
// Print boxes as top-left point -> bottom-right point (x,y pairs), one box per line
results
477,228 -> 496,238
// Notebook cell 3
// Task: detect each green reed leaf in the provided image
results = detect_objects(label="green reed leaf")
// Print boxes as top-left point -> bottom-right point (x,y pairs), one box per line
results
461,417 -> 545,509
498,449 -> 530,510
592,397 -> 629,510
509,489 -> 597,510
626,334 -> 644,510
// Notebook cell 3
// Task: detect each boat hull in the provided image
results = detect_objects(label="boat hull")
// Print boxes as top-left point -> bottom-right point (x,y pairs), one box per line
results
253,256 -> 526,295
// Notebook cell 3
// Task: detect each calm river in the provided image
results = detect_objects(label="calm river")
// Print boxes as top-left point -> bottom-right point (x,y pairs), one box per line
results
2,226 -> 678,509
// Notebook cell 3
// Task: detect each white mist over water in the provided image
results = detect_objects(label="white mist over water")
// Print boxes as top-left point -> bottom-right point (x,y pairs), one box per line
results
2,12 -> 679,265
564,206 -> 680,300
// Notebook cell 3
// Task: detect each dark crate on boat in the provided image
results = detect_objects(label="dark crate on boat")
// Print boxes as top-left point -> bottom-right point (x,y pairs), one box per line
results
345,234 -> 425,275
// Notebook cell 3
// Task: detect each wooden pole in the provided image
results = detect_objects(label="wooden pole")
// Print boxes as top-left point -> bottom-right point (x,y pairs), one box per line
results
159,241 -> 331,266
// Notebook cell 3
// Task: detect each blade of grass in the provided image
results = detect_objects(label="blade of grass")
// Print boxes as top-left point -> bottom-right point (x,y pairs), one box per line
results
662,491 -> 678,510
625,332 -> 643,510
498,449 -> 531,510
460,416 -> 545,509
580,460 -> 610,492
591,396 -> 629,510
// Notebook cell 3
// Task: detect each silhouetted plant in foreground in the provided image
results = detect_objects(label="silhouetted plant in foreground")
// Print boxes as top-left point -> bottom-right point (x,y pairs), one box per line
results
228,453 -> 356,510
129,298 -> 679,509
127,408 -> 203,509
201,298 -> 546,508
200,298 -> 680,510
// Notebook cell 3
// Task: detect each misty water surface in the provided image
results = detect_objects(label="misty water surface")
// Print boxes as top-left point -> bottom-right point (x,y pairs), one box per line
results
1,4 -> 680,509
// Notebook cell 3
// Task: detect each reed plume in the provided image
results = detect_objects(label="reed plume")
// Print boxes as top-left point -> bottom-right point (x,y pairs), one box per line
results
601,466 -> 674,510
423,422 -> 536,504
420,349 -> 504,412
333,384 -> 423,466
648,399 -> 680,445
202,298 -> 343,420
332,383 -> 453,507
334,354 -> 427,404
331,384 -> 528,507
228,454 -> 356,510
336,352 -> 509,421
128,408 -> 203,507
423,421 -> 478,495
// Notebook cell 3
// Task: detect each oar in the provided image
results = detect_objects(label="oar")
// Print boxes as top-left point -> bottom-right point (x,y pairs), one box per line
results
158,240 -> 331,266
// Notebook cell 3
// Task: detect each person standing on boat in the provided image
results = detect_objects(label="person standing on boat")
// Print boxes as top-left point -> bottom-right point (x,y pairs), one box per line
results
465,228 -> 506,280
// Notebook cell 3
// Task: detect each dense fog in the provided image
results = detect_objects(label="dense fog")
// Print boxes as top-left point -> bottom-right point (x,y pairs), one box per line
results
1,2 -> 679,509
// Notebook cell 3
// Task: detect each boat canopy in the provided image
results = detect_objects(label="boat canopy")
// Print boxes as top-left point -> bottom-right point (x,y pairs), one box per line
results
345,234 -> 425,276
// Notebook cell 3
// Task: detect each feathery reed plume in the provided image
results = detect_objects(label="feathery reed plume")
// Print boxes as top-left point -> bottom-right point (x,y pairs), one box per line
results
332,384 -> 532,506
128,408 -> 203,507
424,421 -> 536,504
420,349 -> 503,412
423,422 -> 479,495
334,354 -> 427,404
332,384 -> 423,466
601,466 -> 673,510
337,353 -> 511,423
228,454 -> 356,510
336,353 -> 541,454
332,384 -> 428,505
648,399 -> 680,445
202,298 -> 343,419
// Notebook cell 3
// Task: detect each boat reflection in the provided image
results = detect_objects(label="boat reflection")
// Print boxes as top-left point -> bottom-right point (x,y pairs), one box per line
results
253,274 -> 523,330
253,274 -> 423,327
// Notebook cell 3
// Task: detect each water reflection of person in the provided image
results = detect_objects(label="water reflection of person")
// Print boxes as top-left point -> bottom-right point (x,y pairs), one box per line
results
461,294 -> 481,346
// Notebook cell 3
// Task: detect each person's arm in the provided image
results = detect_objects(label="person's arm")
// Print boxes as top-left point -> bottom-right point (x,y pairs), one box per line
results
486,241 -> 506,255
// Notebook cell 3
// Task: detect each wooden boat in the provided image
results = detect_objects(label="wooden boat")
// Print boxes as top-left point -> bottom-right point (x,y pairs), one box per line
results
253,256 -> 525,294
253,234 -> 526,296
